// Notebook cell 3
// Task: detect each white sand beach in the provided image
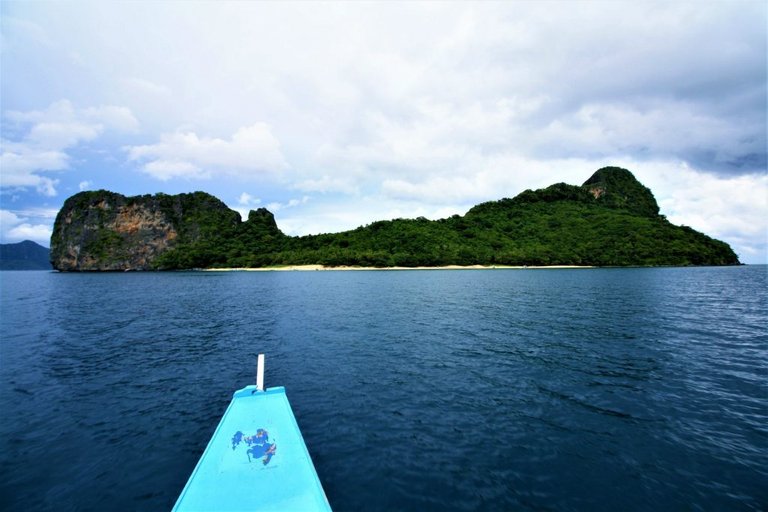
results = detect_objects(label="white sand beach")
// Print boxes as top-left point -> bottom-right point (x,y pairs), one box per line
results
202,264 -> 593,272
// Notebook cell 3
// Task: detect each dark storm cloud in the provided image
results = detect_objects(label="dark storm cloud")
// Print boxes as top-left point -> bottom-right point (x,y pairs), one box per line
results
477,2 -> 767,174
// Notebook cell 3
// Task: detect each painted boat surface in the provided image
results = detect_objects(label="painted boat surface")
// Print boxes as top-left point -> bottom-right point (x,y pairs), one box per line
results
172,386 -> 331,512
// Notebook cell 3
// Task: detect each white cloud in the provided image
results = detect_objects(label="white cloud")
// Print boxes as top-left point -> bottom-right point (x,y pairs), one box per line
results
266,196 -> 309,213
83,105 -> 140,133
26,121 -> 102,149
0,210 -> 21,228
5,99 -> 74,124
142,160 -> 205,181
0,209 -> 53,245
2,2 -> 765,261
0,139 -> 66,196
288,197 -> 309,208
6,100 -> 138,133
293,175 -> 360,195
11,207 -> 59,220
641,164 -> 768,263
78,181 -> 92,191
276,205 -> 381,237
7,222 -> 53,242
230,192 -> 264,219
238,192 -> 261,206
122,77 -> 173,98
1,100 -> 138,196
375,152 -> 597,206
126,123 -> 288,181
527,101 -> 764,170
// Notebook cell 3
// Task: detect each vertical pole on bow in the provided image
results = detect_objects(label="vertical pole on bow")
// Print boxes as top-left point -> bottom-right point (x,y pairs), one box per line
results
256,354 -> 265,392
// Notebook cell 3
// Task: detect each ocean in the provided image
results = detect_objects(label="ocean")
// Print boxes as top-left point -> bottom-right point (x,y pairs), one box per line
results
1,266 -> 766,511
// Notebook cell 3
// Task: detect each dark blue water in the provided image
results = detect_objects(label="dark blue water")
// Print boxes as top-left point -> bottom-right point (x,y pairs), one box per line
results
1,267 -> 766,511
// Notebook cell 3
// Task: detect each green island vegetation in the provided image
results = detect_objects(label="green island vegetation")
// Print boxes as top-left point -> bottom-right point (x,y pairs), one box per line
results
50,167 -> 740,271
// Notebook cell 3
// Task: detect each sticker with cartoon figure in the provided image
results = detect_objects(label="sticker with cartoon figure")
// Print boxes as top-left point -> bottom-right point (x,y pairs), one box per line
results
231,429 -> 276,465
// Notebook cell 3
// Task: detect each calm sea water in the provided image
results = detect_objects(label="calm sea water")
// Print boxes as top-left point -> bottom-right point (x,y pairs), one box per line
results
1,266 -> 766,511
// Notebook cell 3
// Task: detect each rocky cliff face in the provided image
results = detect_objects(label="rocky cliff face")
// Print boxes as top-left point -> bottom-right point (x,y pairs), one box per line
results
582,166 -> 660,217
50,191 -> 241,271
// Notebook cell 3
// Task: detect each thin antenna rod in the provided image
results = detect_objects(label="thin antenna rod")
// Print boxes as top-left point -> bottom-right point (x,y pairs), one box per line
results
256,354 -> 265,391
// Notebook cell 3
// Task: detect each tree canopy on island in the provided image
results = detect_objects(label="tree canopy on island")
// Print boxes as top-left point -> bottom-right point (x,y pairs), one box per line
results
50,167 -> 740,271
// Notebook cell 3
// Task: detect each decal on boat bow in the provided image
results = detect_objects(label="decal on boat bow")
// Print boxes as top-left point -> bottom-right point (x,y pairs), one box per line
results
231,429 -> 277,465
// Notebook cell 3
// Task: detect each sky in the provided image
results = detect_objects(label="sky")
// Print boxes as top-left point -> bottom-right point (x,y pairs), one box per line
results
1,1 -> 766,263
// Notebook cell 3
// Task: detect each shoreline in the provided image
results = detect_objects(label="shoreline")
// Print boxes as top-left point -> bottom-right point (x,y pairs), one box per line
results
201,264 -> 594,272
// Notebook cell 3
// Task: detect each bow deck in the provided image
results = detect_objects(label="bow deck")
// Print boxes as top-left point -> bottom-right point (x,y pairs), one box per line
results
173,386 -> 331,512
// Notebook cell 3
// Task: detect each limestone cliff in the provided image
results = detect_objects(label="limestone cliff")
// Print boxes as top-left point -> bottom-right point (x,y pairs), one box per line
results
50,191 -> 242,271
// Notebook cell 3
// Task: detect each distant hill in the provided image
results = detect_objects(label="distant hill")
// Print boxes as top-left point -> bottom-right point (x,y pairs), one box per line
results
0,240 -> 52,270
50,167 -> 740,271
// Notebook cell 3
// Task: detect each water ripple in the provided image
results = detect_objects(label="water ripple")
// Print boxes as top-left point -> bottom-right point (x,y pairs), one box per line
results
1,266 -> 766,511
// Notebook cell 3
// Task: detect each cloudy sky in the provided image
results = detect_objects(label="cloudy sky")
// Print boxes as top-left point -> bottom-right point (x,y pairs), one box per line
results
1,1 -> 766,263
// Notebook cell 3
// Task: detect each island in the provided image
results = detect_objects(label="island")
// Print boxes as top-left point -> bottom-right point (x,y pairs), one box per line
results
0,240 -> 52,270
50,167 -> 740,271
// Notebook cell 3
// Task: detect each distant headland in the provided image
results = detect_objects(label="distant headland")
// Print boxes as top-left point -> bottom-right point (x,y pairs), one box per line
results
0,240 -> 52,270
49,167 -> 740,271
